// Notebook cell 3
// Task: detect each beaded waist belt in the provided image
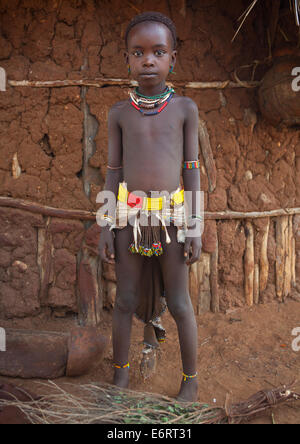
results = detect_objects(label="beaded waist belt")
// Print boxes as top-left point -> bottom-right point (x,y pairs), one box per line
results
113,182 -> 187,257
117,182 -> 184,211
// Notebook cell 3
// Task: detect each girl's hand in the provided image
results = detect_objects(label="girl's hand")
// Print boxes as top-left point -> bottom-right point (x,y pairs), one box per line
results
184,236 -> 202,266
99,227 -> 115,264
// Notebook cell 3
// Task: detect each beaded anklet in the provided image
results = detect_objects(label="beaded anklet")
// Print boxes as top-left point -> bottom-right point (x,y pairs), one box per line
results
182,371 -> 198,382
113,362 -> 130,369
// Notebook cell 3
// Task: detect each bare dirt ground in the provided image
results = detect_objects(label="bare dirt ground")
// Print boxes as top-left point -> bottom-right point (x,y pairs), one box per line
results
1,297 -> 299,424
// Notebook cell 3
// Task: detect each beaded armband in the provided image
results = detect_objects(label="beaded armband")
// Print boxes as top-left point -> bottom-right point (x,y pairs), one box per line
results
182,160 -> 200,170
99,214 -> 116,230
188,214 -> 203,222
107,165 -> 122,170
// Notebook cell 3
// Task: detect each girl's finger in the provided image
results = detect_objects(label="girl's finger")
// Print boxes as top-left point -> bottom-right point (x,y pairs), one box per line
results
107,241 -> 115,260
183,240 -> 191,258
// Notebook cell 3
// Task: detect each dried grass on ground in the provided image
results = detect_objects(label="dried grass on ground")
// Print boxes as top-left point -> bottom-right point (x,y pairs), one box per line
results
0,381 -> 298,425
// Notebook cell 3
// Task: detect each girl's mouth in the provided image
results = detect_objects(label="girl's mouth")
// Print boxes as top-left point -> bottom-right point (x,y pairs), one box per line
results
139,73 -> 158,77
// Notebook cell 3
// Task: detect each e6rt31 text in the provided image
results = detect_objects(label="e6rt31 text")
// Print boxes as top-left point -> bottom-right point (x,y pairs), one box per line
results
107,428 -> 192,441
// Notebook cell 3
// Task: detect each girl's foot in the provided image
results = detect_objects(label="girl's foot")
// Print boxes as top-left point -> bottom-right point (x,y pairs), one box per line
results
113,363 -> 130,388
176,376 -> 199,402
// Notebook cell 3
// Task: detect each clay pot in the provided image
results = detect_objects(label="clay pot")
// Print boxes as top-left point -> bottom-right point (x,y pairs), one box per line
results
0,327 -> 107,379
258,53 -> 300,127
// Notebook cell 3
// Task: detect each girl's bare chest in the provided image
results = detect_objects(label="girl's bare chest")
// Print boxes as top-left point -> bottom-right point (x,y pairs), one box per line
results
120,104 -> 184,139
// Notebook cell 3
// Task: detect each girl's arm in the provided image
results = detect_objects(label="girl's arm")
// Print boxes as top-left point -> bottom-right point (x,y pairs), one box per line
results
182,98 -> 202,265
104,103 -> 123,206
99,103 -> 123,263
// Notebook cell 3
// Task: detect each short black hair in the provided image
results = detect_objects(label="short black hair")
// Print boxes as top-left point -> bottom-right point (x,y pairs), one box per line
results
125,11 -> 177,50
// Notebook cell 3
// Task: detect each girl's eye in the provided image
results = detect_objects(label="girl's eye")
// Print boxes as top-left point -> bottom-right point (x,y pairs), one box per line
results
155,50 -> 166,56
133,50 -> 142,56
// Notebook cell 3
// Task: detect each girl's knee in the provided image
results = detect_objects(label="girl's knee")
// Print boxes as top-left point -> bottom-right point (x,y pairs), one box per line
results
115,289 -> 138,315
167,294 -> 193,320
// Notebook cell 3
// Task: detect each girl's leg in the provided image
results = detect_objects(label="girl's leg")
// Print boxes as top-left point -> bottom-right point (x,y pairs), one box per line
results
158,225 -> 199,401
113,224 -> 144,387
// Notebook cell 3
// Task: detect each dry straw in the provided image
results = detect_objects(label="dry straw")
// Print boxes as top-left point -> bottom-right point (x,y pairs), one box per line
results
0,381 -> 299,424
232,0 -> 300,43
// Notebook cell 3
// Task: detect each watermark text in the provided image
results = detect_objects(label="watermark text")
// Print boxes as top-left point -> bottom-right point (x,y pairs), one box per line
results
291,327 -> 300,352
291,67 -> 300,92
0,327 -> 6,352
96,189 -> 204,238
0,67 -> 6,92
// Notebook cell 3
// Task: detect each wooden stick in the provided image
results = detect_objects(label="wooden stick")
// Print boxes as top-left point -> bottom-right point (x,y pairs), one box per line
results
291,236 -> 296,287
292,215 -> 299,288
37,218 -> 53,304
283,216 -> 293,299
259,218 -> 270,294
275,216 -> 288,301
197,254 -> 211,314
289,216 -> 296,288
205,207 -> 300,220
1,195 -> 300,221
8,78 -> 137,88
8,78 -> 261,90
198,118 -> 217,193
0,195 -> 96,220
289,214 -> 294,288
78,247 -> 102,326
183,80 -> 260,89
210,233 -> 219,313
254,264 -> 260,304
244,220 -> 254,306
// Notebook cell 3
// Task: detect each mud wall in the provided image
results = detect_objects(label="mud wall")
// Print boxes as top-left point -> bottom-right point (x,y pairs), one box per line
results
0,0 -> 299,320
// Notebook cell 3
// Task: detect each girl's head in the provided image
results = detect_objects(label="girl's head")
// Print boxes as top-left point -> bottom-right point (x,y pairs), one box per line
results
124,11 -> 177,88
125,11 -> 177,50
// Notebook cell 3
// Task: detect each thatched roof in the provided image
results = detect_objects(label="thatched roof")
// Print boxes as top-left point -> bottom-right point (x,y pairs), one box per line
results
232,0 -> 300,42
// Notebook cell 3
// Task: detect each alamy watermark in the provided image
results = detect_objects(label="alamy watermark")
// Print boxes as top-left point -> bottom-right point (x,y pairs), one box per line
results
291,67 -> 300,92
96,189 -> 205,238
291,327 -> 300,352
0,67 -> 6,92
0,327 -> 6,352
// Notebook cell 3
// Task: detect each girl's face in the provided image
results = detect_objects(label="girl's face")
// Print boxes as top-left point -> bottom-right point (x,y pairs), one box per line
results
125,21 -> 176,89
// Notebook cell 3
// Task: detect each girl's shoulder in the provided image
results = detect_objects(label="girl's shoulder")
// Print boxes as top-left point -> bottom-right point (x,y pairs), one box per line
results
173,94 -> 198,108
109,99 -> 130,112
108,99 -> 130,120
172,94 -> 198,118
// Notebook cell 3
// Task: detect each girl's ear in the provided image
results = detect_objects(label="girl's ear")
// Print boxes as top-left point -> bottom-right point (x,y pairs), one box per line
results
171,50 -> 177,67
124,51 -> 129,65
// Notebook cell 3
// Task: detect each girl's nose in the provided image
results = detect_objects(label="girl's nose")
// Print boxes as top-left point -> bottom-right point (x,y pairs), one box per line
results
143,56 -> 155,67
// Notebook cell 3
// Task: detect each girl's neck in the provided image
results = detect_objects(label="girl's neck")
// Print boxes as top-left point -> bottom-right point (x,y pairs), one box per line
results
137,81 -> 167,97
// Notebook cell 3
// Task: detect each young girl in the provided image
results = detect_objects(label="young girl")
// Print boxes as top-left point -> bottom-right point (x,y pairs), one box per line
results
99,11 -> 202,402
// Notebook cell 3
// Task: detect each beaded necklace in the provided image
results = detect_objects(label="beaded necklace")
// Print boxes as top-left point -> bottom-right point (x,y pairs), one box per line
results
129,86 -> 175,116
